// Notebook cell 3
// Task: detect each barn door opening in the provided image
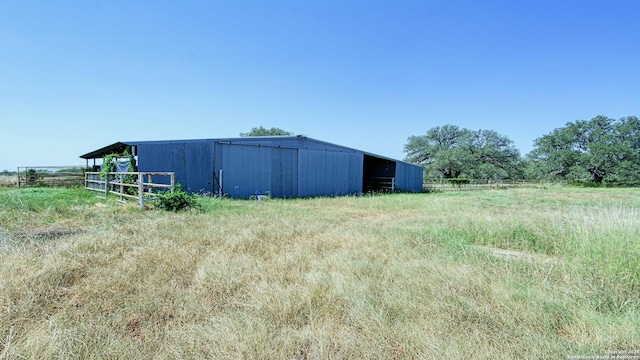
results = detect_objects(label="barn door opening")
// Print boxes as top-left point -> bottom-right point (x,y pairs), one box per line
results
362,155 -> 396,193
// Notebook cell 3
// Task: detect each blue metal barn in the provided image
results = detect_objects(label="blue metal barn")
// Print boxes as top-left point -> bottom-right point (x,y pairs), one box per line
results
80,136 -> 424,198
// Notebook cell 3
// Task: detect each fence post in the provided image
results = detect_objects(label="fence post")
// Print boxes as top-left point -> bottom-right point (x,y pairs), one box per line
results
218,169 -> 223,197
147,174 -> 152,195
119,173 -> 124,201
138,172 -> 144,209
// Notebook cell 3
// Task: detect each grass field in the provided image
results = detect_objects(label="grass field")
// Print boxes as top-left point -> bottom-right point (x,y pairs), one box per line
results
1,187 -> 639,359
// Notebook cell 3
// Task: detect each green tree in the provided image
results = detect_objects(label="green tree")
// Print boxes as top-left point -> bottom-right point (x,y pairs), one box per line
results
240,126 -> 293,137
404,125 -> 473,178
613,116 -> 640,182
466,129 -> 523,179
528,115 -> 640,183
404,125 -> 522,180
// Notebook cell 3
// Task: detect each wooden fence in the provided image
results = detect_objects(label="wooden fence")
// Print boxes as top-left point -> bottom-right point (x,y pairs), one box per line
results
85,172 -> 175,209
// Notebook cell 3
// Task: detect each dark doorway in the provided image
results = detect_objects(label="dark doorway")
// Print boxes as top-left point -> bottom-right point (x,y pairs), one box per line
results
363,155 -> 396,192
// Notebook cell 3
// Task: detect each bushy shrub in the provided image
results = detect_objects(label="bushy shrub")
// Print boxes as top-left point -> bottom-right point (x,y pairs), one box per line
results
154,185 -> 201,212
448,178 -> 471,187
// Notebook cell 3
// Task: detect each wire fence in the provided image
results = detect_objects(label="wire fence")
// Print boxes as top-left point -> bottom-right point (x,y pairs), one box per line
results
16,166 -> 88,188
2,168 -> 566,194
0,175 -> 18,187
423,179 -> 566,192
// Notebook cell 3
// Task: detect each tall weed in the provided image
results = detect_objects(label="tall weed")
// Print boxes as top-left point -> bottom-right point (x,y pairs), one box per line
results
0,187 -> 639,358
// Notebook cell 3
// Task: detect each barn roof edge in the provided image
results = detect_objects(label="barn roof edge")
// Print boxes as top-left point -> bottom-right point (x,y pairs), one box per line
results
79,136 -> 420,167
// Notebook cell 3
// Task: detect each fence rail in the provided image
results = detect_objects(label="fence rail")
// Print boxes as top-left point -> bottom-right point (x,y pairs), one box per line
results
364,177 -> 396,193
17,166 -> 87,188
423,179 -> 566,192
85,172 -> 175,209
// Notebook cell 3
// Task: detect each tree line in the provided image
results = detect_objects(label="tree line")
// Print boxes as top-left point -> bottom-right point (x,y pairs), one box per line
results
404,115 -> 640,185
240,120 -> 639,185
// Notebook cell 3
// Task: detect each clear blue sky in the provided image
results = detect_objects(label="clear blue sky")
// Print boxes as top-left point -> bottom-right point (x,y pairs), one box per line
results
1,0 -> 638,171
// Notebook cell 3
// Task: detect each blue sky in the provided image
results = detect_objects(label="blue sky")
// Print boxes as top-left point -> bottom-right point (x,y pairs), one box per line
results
1,0 -> 638,171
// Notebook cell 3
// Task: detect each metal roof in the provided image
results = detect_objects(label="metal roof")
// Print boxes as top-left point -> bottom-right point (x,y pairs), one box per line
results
79,142 -> 134,159
79,135 -> 413,165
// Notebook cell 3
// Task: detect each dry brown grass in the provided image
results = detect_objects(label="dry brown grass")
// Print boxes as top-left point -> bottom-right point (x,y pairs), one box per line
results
0,175 -> 17,187
1,187 -> 639,359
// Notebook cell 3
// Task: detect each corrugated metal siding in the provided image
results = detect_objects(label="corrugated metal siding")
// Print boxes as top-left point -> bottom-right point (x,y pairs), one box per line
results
298,150 -> 362,197
218,143 -> 298,198
136,143 -> 173,187
227,138 -> 303,149
185,141 -> 214,194
220,144 -> 270,198
349,153 -> 364,193
395,161 -> 424,192
137,141 -> 213,193
137,143 -> 171,173
270,147 -> 298,197
171,143 -> 187,188
129,137 -> 420,197
230,137 -> 350,153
